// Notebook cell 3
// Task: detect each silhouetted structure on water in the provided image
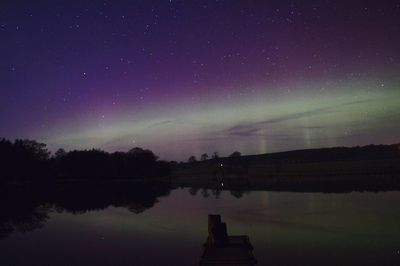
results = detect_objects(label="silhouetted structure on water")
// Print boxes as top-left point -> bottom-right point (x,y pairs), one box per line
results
200,214 -> 256,265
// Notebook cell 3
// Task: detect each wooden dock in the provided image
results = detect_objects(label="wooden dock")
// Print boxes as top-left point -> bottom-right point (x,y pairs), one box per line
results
199,215 -> 257,266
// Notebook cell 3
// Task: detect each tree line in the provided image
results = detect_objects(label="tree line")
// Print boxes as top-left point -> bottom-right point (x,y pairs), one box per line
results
188,151 -> 241,163
0,138 -> 170,184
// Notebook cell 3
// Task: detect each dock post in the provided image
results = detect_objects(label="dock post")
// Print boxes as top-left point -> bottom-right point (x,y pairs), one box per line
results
207,214 -> 228,247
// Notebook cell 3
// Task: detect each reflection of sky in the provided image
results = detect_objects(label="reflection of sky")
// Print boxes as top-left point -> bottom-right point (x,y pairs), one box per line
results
1,1 -> 400,160
1,188 -> 399,265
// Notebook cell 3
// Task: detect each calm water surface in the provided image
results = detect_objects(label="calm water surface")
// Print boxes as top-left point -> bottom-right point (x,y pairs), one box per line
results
1,186 -> 400,265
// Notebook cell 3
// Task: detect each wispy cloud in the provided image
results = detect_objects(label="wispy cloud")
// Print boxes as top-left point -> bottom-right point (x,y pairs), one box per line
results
147,120 -> 173,129
226,99 -> 374,137
299,126 -> 327,130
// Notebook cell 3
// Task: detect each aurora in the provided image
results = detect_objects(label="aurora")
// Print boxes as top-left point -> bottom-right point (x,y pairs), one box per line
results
1,1 -> 399,160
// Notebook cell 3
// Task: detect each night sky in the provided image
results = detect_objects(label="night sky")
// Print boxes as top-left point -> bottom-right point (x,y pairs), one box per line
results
1,1 -> 399,160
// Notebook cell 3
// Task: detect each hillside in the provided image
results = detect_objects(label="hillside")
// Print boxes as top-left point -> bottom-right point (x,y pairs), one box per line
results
172,144 -> 400,192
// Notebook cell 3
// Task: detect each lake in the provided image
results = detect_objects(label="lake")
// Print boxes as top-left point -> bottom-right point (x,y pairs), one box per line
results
0,184 -> 399,265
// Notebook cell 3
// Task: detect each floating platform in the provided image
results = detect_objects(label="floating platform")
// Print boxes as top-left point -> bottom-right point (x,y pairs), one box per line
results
199,215 -> 257,266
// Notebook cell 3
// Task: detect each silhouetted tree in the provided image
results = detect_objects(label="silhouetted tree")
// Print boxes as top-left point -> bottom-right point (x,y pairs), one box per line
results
14,139 -> 50,161
128,147 -> 158,161
0,138 -> 170,183
54,148 -> 67,159
0,138 -> 13,183
229,151 -> 241,157
212,152 -> 219,159
2,136 -> 400,185
200,153 -> 209,161
188,155 -> 197,163
0,139 -> 51,181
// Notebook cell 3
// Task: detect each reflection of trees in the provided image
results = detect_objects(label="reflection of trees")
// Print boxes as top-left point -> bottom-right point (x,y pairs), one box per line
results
189,187 -> 222,198
0,224 -> 13,239
50,183 -> 171,214
189,187 -> 200,196
13,205 -> 51,233
230,190 -> 244,198
0,188 -> 51,239
186,186 -> 249,199
201,188 -> 210,198
211,189 -> 221,199
0,182 -> 171,239
127,200 -> 158,214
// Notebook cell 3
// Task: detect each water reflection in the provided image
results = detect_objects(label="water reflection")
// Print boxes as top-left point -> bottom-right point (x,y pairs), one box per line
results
0,203 -> 50,239
0,182 -> 171,239
1,180 -> 399,240
0,184 -> 400,265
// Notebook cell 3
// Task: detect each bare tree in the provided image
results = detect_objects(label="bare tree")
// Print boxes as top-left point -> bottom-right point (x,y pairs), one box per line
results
211,152 -> 219,159
200,153 -> 209,161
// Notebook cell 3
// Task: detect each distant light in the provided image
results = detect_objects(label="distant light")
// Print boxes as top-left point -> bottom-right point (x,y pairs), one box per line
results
221,182 -> 224,187
220,163 -> 223,167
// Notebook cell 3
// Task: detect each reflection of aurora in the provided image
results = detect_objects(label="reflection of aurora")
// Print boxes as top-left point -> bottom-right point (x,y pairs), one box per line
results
43,83 -> 400,161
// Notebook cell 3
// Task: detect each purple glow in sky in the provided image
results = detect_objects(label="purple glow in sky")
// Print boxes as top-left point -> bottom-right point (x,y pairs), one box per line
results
1,1 -> 399,160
